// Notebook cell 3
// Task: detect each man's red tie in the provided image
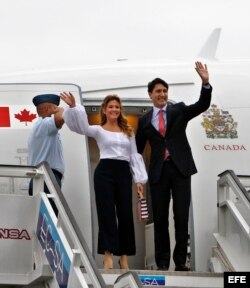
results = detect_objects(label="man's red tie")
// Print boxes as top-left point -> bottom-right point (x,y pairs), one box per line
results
158,109 -> 166,137
158,109 -> 169,159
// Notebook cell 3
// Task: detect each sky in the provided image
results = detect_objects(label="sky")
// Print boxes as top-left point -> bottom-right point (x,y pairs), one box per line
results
1,0 -> 250,73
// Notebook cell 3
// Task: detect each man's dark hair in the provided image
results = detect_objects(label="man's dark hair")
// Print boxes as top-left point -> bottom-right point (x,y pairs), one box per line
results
147,78 -> 169,93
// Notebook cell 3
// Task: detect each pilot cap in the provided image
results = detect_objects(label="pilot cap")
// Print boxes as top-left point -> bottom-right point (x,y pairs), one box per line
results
32,94 -> 60,106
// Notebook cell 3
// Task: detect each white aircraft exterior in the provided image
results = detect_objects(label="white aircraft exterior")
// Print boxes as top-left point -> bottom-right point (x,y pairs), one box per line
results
1,0 -> 250,277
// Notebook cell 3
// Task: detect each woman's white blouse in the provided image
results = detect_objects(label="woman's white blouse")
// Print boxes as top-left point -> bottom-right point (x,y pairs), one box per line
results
63,104 -> 148,184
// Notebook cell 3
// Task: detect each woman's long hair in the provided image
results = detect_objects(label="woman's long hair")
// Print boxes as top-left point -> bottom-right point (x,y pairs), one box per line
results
100,94 -> 133,137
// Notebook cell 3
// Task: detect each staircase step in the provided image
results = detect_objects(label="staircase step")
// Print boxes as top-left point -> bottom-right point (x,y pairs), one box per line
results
81,268 -> 224,288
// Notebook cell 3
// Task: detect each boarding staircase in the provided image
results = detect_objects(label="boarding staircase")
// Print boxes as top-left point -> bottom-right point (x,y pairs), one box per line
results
0,165 -> 249,287
0,163 -> 143,288
209,170 -> 250,272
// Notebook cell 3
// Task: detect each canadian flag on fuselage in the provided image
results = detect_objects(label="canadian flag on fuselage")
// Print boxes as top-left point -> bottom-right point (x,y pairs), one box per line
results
0,105 -> 37,129
0,107 -> 10,127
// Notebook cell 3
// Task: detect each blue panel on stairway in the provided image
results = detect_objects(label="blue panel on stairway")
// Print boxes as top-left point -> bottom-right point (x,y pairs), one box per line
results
139,275 -> 165,286
36,199 -> 71,288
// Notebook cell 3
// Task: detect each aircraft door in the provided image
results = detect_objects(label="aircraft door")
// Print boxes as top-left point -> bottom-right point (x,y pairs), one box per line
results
86,107 -> 149,269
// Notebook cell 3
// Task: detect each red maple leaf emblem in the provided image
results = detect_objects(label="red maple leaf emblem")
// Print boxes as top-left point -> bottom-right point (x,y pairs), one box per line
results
15,109 -> 37,126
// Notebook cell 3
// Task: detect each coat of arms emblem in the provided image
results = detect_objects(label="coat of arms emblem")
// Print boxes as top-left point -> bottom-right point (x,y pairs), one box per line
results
201,104 -> 238,139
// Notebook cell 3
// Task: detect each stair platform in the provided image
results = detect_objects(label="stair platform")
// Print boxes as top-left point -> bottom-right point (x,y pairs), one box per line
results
82,268 -> 224,288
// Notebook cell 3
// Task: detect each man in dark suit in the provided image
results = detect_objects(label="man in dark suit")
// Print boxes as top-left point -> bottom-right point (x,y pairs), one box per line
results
136,62 -> 212,271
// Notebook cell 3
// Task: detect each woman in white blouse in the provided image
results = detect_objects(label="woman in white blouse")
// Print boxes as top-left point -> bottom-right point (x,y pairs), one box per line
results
61,92 -> 148,270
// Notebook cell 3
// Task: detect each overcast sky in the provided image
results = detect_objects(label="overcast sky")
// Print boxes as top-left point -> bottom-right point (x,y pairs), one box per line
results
1,0 -> 250,73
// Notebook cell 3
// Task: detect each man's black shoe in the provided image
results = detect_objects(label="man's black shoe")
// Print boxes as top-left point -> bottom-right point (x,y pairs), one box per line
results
175,265 -> 190,271
157,265 -> 169,271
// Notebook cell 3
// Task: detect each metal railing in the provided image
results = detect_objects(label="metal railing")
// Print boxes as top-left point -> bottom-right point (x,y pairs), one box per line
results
213,170 -> 250,271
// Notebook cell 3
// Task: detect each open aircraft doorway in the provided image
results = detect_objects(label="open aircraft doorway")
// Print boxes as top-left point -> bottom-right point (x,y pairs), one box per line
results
84,99 -> 181,271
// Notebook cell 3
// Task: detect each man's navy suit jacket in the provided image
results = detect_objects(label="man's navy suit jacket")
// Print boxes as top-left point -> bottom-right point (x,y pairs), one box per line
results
136,86 -> 212,184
